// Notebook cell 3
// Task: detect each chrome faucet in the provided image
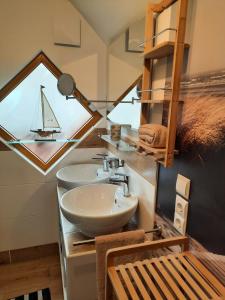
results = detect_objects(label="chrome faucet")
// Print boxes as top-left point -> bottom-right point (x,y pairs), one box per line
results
109,173 -> 130,197
107,157 -> 124,169
92,153 -> 109,172
92,155 -> 124,172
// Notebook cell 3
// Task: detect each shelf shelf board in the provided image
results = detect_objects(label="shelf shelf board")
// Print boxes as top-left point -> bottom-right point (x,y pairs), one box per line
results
143,41 -> 190,59
140,99 -> 169,104
139,99 -> 184,104
137,139 -> 179,158
101,135 -> 136,152
6,139 -> 80,145
138,140 -> 166,154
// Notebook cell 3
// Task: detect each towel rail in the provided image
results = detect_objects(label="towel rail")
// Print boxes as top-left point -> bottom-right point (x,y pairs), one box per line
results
73,225 -> 162,246
138,27 -> 177,47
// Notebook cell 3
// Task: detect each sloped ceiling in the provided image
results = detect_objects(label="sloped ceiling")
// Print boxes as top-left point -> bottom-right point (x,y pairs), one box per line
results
69,0 -> 159,44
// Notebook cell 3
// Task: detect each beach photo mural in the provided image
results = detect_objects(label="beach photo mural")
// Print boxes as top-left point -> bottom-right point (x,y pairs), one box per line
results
158,69 -> 225,253
163,69 -> 225,155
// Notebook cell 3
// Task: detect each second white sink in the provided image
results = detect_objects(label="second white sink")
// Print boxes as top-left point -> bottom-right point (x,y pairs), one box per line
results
56,164 -> 110,189
60,184 -> 138,237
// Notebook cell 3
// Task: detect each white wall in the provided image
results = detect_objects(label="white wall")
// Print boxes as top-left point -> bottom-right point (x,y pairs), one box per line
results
125,165 -> 156,233
0,0 -> 108,251
108,30 -> 143,102
0,0 -> 107,101
0,148 -> 106,251
186,0 -> 225,75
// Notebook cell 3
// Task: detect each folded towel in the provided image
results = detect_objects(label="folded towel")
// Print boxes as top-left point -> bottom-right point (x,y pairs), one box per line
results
139,134 -> 155,144
95,229 -> 145,300
139,124 -> 167,148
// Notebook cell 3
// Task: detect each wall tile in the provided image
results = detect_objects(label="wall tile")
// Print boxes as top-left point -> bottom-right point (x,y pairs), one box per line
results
126,165 -> 156,232
0,214 -> 58,252
0,182 -> 58,221
10,243 -> 58,263
0,147 -> 106,251
0,151 -> 44,186
0,251 -> 10,265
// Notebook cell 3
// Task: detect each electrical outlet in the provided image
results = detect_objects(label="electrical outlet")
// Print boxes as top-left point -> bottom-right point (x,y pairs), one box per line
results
175,194 -> 188,219
174,213 -> 187,235
176,174 -> 191,199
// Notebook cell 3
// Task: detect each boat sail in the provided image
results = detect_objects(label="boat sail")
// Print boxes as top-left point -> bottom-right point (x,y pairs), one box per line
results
30,85 -> 61,138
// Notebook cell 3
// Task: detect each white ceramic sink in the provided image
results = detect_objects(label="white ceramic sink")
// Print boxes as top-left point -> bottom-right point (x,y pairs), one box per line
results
60,184 -> 138,237
56,164 -> 110,189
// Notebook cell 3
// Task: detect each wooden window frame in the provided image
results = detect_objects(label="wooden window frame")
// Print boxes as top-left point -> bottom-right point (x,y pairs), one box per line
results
0,51 -> 102,172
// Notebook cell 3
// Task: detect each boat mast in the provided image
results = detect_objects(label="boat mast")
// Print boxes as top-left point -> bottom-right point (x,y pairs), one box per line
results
40,85 -> 45,131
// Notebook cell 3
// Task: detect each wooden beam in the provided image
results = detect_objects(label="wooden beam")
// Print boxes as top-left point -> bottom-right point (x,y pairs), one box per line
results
165,0 -> 189,167
140,4 -> 154,125
152,0 -> 177,13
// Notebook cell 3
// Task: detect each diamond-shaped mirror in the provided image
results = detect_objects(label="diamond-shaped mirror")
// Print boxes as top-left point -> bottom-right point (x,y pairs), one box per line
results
0,52 -> 102,174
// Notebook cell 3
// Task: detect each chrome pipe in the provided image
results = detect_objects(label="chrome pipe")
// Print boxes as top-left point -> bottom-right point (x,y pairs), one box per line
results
152,28 -> 177,40
137,88 -> 172,93
72,225 -> 162,246
66,96 -> 135,104
138,27 -> 177,47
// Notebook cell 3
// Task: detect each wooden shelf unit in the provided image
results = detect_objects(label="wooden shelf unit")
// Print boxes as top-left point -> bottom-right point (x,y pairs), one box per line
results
140,0 -> 189,167
144,41 -> 189,59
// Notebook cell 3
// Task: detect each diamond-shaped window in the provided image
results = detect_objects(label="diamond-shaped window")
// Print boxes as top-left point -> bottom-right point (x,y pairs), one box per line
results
0,52 -> 102,174
107,75 -> 142,130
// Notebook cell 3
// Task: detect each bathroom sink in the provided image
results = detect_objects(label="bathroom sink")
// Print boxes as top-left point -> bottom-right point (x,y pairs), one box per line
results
56,164 -> 110,189
60,184 -> 138,237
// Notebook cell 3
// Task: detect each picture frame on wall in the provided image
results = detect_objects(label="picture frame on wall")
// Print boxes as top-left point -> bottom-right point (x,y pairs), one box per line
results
125,18 -> 145,53
53,1 -> 81,48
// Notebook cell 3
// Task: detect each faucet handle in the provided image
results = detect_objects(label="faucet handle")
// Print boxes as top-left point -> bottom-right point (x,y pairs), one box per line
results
115,172 -> 128,179
92,153 -> 108,160
96,153 -> 108,157
119,159 -> 125,167
93,154 -> 109,172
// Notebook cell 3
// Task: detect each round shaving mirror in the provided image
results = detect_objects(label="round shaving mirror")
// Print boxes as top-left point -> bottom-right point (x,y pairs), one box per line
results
57,73 -> 76,96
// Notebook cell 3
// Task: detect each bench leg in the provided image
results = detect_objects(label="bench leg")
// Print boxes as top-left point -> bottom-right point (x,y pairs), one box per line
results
105,274 -> 114,300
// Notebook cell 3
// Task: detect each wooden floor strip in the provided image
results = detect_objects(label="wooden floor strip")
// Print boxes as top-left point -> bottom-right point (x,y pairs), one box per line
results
196,252 -> 225,279
151,258 -> 186,300
143,259 -> 175,300
159,256 -> 198,300
126,263 -> 151,300
135,261 -> 163,300
184,253 -> 225,296
117,265 -> 139,300
168,254 -> 209,299
177,254 -> 221,299
108,267 -> 128,300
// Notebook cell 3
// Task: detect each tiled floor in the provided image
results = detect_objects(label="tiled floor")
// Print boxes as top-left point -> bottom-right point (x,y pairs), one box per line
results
0,254 -> 63,300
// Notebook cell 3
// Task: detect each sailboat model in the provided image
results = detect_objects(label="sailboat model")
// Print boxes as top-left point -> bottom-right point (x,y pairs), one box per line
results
31,85 -> 61,139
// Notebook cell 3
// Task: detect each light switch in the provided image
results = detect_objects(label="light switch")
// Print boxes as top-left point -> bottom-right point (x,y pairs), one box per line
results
176,174 -> 191,199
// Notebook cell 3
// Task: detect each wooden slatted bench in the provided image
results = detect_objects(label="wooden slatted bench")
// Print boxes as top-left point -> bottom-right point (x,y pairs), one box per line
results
106,237 -> 225,300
